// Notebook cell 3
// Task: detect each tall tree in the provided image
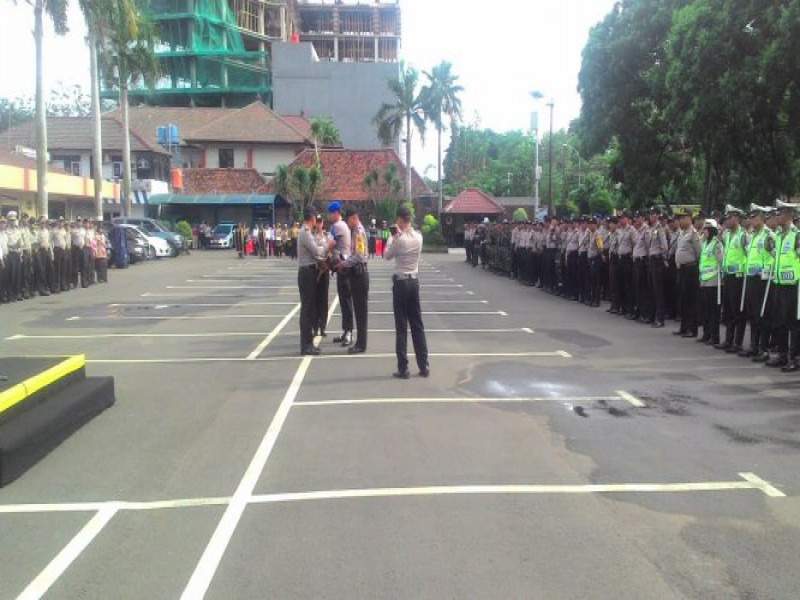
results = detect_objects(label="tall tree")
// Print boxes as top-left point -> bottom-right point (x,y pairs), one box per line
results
423,61 -> 463,216
80,0 -> 137,220
98,0 -> 158,217
32,0 -> 69,218
373,61 -> 427,201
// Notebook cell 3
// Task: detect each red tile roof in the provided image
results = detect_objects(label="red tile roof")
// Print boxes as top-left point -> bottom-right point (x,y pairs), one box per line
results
443,188 -> 505,215
281,115 -> 312,140
182,168 -> 270,195
0,148 -> 68,173
186,102 -> 310,145
288,149 -> 431,202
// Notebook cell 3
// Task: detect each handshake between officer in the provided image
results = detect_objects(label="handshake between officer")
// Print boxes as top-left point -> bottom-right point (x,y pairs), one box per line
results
384,205 -> 430,379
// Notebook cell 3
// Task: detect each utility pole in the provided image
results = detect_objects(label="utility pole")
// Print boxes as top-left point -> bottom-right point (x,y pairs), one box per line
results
546,100 -> 555,216
561,144 -> 567,209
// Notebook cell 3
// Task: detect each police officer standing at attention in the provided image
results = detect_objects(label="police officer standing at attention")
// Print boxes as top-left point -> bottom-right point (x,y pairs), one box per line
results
297,208 -> 325,356
327,201 -> 354,347
646,206 -> 668,328
335,206 -> 369,354
717,206 -> 749,352
384,205 -> 430,379
766,201 -> 800,371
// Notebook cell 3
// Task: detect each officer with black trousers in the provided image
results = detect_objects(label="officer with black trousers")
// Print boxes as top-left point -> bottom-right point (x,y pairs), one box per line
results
297,209 -> 325,356
384,205 -> 430,379
335,206 -> 369,354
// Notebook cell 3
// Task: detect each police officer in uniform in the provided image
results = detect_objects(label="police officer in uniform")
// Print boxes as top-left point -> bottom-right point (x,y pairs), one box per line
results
0,216 -> 6,302
71,217 -> 85,288
632,212 -> 650,321
740,206 -> 775,359
297,208 -> 326,356
766,202 -> 800,371
646,206 -> 668,327
35,217 -> 53,296
384,205 -> 430,379
5,212 -> 24,301
327,202 -> 354,347
716,206 -> 749,352
335,206 -> 369,354
314,214 -> 330,338
698,219 -> 724,345
673,210 -> 702,337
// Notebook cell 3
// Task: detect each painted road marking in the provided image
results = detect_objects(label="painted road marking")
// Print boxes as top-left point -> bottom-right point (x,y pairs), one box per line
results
66,314 -> 287,321
83,351 -> 571,365
616,390 -> 646,408
5,328 -> 534,342
369,311 -> 506,316
179,297 -> 339,600
246,303 -> 301,360
294,396 -> 624,407
0,474 -> 786,517
109,301 -> 301,308
16,506 -> 118,600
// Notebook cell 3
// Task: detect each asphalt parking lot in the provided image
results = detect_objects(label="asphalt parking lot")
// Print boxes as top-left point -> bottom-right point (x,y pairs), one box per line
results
1,250 -> 798,599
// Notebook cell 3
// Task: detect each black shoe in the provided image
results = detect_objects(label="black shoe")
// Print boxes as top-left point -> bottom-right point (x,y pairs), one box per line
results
320,330 -> 327,337
301,347 -> 321,356
392,371 -> 411,379
673,330 -> 685,336
781,361 -> 799,373
340,332 -> 353,347
766,356 -> 788,368
697,337 -> 710,344
752,352 -> 769,363
725,345 -> 742,354
738,348 -> 755,358
418,368 -> 430,378
333,333 -> 347,343
651,322 -> 665,328
682,331 -> 697,339
713,342 -> 730,351
348,346 -> 365,355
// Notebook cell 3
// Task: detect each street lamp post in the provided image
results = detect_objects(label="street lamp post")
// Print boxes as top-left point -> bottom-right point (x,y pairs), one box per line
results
546,100 -> 555,216
562,143 -> 582,187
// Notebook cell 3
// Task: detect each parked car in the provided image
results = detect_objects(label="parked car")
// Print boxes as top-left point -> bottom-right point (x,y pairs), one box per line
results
115,224 -> 172,259
112,217 -> 184,256
110,225 -> 149,264
208,223 -> 236,249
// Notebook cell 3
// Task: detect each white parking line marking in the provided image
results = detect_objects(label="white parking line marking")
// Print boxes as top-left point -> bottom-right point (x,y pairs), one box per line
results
522,327 -> 535,333
616,390 -> 646,408
246,303 -> 301,360
16,506 -> 118,600
0,474 -> 785,518
179,297 -> 339,599
110,302 -> 301,308
66,314 -> 287,321
313,351 -> 570,360
739,473 -> 786,498
6,332 -> 268,340
295,396 -> 623,407
370,311 -> 506,316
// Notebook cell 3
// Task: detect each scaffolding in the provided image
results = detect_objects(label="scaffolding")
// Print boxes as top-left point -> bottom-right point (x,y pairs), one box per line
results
297,0 -> 400,63
102,0 -> 301,108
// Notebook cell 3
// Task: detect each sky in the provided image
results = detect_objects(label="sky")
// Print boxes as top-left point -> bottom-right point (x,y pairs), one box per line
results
0,0 -> 617,174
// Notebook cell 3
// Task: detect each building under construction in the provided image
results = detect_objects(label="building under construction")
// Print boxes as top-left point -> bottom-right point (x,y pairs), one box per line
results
297,1 -> 401,63
105,0 -> 301,108
100,0 -> 400,109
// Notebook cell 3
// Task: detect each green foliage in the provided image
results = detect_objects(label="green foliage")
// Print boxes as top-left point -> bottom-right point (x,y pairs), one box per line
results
422,229 -> 446,249
421,214 -> 440,234
174,220 -> 192,240
512,208 -> 529,222
375,198 -> 398,224
273,163 -> 323,213
310,116 -> 342,148
578,0 -> 800,209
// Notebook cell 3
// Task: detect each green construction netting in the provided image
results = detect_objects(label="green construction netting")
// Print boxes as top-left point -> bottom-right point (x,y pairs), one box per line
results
133,0 -> 270,104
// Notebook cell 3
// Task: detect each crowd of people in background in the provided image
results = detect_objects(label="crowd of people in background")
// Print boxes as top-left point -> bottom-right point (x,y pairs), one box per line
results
466,201 -> 800,373
0,211 -> 108,304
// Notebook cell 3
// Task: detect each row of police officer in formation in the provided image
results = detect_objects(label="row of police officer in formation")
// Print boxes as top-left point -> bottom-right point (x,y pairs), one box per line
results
464,202 -> 800,373
0,211 -> 109,304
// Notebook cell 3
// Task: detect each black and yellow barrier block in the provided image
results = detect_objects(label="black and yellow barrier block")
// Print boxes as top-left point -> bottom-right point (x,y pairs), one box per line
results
0,356 -> 115,487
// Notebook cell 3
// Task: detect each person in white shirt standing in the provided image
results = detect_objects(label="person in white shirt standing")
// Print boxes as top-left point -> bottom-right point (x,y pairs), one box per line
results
384,205 -> 429,379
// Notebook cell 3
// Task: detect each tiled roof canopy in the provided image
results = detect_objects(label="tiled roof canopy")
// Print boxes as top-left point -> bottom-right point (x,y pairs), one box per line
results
182,168 -> 270,195
443,188 -> 505,215
289,149 -> 431,202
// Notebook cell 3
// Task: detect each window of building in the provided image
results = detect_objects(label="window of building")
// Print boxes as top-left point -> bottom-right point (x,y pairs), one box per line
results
219,148 -> 234,168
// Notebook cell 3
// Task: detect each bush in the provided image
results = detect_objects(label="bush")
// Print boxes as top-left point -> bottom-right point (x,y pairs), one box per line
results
175,220 -> 192,241
421,214 -> 440,234
156,218 -> 174,232
512,208 -> 529,222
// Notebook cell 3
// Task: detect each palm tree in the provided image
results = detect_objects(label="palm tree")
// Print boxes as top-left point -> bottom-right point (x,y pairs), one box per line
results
79,0 -> 137,220
32,0 -> 69,218
309,116 -> 342,160
373,61 -> 427,201
362,168 -> 380,209
98,0 -> 159,217
274,164 -> 323,215
423,61 -> 463,216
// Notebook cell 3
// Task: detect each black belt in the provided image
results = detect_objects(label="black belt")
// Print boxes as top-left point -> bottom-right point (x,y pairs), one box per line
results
678,261 -> 698,268
393,273 -> 418,281
300,264 -> 316,270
